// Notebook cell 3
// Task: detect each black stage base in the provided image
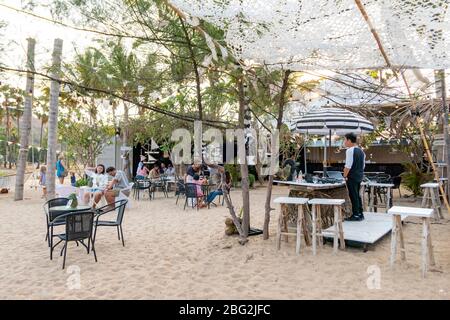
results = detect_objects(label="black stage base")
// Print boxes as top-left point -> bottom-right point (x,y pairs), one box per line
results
248,227 -> 263,236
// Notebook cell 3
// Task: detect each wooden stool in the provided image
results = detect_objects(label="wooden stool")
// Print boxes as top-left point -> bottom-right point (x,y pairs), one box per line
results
368,182 -> 394,212
274,197 -> 309,255
308,198 -> 345,255
388,206 -> 435,278
360,181 -> 368,212
421,182 -> 444,221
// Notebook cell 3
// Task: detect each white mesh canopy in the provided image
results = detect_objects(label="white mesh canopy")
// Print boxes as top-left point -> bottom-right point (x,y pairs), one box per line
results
169,0 -> 450,70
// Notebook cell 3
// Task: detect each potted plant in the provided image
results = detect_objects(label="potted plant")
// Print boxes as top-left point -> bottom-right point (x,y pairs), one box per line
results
68,193 -> 78,208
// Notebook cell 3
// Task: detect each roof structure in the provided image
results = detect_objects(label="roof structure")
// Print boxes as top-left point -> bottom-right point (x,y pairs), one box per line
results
170,0 -> 450,70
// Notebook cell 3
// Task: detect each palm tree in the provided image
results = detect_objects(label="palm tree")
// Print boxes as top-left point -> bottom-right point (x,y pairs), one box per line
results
46,39 -> 63,199
65,47 -> 108,167
103,43 -> 140,179
15,38 -> 36,201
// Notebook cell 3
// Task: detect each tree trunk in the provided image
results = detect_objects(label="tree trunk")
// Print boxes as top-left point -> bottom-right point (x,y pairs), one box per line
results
263,70 -> 291,240
4,104 -> 9,168
14,38 -> 35,201
238,76 -> 250,238
46,39 -> 63,199
122,101 -> 131,180
253,123 -> 265,186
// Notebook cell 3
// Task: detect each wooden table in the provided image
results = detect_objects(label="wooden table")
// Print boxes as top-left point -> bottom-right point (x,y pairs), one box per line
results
274,181 -> 352,243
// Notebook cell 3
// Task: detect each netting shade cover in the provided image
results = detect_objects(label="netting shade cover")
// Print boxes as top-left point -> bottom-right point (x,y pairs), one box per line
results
290,107 -> 374,135
170,0 -> 450,70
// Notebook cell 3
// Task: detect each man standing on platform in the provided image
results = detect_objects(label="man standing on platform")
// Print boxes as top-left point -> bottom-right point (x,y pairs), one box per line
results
343,132 -> 366,221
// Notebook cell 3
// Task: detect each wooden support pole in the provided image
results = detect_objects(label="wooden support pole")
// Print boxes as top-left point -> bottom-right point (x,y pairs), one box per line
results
354,0 -> 450,213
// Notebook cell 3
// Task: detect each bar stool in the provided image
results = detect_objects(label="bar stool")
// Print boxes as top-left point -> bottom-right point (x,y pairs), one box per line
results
274,197 -> 309,255
368,182 -> 394,212
360,181 -> 368,212
308,198 -> 345,255
421,182 -> 444,221
388,206 -> 435,278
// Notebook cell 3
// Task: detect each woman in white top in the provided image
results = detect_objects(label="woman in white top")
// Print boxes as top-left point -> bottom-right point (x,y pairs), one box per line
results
83,164 -> 108,207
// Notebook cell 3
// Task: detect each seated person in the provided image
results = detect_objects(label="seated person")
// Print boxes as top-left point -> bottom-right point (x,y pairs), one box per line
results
185,162 -> 201,182
83,164 -> 108,207
136,164 -> 150,180
135,155 -> 148,179
149,164 -> 161,179
105,166 -> 130,205
193,174 -> 207,208
160,163 -> 167,175
165,163 -> 175,176
206,171 -> 232,205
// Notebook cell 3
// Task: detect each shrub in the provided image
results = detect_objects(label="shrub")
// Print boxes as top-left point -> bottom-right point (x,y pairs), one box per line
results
248,174 -> 255,188
75,178 -> 89,187
400,162 -> 433,197
224,164 -> 241,187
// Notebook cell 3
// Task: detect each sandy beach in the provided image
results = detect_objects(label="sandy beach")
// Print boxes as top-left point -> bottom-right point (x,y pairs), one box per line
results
0,183 -> 449,300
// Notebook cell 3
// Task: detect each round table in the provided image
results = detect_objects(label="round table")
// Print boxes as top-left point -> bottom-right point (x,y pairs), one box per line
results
49,205 -> 92,220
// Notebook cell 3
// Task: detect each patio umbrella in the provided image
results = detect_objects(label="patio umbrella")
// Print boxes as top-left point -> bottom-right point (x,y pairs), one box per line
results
290,107 -> 374,174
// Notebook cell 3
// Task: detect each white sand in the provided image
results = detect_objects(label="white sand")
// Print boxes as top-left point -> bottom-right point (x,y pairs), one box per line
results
0,184 -> 449,299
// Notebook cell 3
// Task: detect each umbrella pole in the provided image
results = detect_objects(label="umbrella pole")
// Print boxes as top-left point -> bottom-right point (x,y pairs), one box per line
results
323,135 -> 327,176
329,130 -> 332,168
304,138 -> 307,174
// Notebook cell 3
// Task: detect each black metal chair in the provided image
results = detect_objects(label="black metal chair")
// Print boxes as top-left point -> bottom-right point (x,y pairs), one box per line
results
184,183 -> 204,210
392,176 -> 402,198
375,173 -> 393,205
151,178 -> 169,198
44,197 -> 69,247
175,179 -> 186,204
133,179 -> 152,200
50,210 -> 97,269
93,199 -> 128,247
375,173 -> 392,183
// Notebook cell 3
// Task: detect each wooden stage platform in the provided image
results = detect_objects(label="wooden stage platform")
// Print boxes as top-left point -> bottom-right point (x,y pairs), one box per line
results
322,212 -> 408,250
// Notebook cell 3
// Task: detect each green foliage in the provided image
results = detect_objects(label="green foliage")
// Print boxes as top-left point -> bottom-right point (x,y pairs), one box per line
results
68,193 -> 78,200
58,120 -> 114,168
224,163 -> 241,187
248,173 -> 255,188
400,163 -> 433,197
75,178 -> 89,187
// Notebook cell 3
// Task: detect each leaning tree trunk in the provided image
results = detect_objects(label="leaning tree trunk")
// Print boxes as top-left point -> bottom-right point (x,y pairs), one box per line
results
238,76 -> 250,238
14,38 -> 36,201
122,101 -> 131,180
263,70 -> 291,239
46,39 -> 63,199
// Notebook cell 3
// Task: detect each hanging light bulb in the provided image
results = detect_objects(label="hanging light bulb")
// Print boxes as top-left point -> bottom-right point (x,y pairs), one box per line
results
138,85 -> 145,95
